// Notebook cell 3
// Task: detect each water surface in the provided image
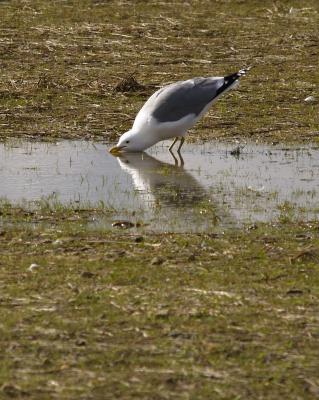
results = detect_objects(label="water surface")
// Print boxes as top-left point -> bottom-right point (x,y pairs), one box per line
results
1,140 -> 318,232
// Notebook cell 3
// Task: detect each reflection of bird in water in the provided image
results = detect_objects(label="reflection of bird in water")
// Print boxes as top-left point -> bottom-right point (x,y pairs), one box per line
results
116,152 -> 208,208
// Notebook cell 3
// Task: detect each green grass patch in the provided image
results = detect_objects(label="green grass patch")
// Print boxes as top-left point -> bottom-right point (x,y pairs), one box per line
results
0,203 -> 319,398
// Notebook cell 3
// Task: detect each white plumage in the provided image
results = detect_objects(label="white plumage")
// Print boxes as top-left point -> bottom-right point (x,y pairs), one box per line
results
110,67 -> 250,154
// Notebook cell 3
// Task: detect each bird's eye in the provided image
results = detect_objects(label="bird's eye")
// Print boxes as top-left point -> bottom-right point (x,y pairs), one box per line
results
126,140 -> 130,144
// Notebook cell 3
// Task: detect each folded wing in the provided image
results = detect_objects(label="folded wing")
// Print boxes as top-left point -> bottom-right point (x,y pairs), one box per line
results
146,77 -> 226,123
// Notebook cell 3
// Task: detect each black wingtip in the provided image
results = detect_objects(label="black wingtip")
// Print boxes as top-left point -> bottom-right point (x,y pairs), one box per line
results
216,66 -> 251,96
237,66 -> 252,77
226,66 -> 252,82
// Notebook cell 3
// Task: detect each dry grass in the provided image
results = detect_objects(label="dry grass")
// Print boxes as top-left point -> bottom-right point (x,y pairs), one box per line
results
1,2 -> 319,398
0,0 -> 318,142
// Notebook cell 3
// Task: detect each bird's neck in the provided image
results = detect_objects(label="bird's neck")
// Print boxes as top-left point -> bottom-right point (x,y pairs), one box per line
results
131,129 -> 160,151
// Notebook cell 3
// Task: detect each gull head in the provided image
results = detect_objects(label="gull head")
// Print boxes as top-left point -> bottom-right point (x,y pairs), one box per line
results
110,130 -> 156,154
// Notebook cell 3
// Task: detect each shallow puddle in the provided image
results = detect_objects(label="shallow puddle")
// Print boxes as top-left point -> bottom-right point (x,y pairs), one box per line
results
1,140 -> 319,232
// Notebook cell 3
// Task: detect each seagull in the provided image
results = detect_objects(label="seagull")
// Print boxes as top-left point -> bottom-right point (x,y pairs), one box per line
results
110,67 -> 250,154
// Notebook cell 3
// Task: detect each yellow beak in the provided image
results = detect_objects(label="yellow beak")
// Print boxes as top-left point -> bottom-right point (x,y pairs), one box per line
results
109,146 -> 125,155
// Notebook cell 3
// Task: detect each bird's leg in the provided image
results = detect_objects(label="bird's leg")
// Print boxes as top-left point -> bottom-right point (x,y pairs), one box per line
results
178,151 -> 184,166
169,137 -> 179,152
169,137 -> 184,166
169,150 -> 179,166
177,137 -> 185,154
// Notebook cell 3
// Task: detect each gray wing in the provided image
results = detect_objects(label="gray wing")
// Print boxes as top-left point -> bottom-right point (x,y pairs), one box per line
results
150,77 -> 225,123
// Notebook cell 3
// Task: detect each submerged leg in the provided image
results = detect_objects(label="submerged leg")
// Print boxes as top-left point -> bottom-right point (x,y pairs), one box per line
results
177,151 -> 184,166
169,137 -> 179,152
177,137 -> 185,153
169,147 -> 184,166
169,137 -> 185,166
169,150 -> 179,166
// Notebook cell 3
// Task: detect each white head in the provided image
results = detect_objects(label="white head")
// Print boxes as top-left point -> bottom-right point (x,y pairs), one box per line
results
109,129 -> 157,154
